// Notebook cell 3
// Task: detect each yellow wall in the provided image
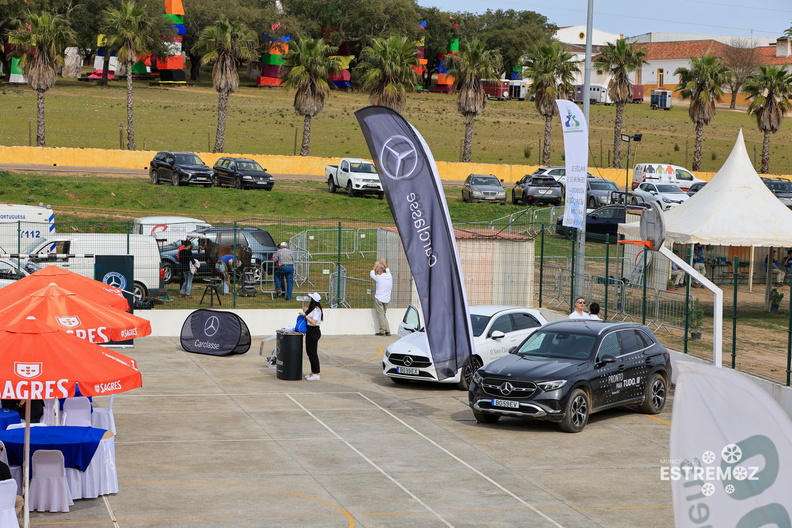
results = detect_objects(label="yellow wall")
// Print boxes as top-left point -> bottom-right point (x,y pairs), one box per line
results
0,145 -> 722,183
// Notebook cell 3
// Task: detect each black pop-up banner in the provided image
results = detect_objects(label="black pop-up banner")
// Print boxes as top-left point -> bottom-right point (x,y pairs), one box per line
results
355,106 -> 474,379
95,254 -> 135,346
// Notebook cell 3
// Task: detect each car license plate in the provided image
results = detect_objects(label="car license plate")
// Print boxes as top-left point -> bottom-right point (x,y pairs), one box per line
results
397,367 -> 419,375
492,399 -> 519,409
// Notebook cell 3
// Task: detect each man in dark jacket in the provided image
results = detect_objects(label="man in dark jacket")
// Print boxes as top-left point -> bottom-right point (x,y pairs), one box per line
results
178,240 -> 195,297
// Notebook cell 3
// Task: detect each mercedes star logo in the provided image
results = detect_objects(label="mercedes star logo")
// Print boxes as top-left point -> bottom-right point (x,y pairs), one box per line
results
403,356 -> 413,367
103,271 -> 126,289
379,135 -> 419,181
204,315 -> 220,337
500,382 -> 514,396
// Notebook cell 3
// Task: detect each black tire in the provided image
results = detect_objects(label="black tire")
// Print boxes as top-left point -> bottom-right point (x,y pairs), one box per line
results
559,388 -> 589,433
638,373 -> 667,414
378,192 -> 384,200
522,195 -> 531,206
556,199 -> 563,206
511,191 -> 518,205
235,177 -> 242,189
588,197 -> 596,208
328,178 -> 337,193
462,191 -> 468,203
171,174 -> 180,187
457,356 -> 483,390
473,411 -> 500,424
213,174 -> 221,187
132,282 -> 146,301
347,182 -> 356,197
390,377 -> 410,385
150,170 -> 159,185
162,261 -> 174,283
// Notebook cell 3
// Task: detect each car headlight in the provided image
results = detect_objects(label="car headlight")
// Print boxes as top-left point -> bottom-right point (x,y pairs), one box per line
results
472,370 -> 483,384
497,191 -> 506,197
662,197 -> 673,203
536,379 -> 567,391
472,191 -> 484,197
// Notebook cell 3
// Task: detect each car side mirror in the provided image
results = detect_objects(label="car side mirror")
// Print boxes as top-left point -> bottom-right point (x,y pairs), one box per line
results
598,355 -> 617,365
490,330 -> 506,340
508,346 -> 518,354
402,324 -> 416,333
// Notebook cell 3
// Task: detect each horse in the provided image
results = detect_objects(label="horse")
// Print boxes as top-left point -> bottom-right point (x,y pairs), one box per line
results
197,238 -> 253,281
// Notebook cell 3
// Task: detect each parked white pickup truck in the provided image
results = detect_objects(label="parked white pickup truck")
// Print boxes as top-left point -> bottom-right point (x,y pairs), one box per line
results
325,158 -> 384,199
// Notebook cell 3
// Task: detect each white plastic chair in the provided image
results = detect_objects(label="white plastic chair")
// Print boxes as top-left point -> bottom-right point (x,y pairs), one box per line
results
91,394 -> 116,434
0,479 -> 19,527
0,440 -> 21,495
42,399 -> 59,426
28,450 -> 73,512
62,397 -> 92,427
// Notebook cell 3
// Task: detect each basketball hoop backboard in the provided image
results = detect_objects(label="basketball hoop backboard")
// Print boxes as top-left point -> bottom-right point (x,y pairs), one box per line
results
640,202 -> 665,250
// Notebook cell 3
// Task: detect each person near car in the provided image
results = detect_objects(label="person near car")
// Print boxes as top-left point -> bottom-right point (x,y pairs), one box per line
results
272,242 -> 295,300
569,297 -> 588,319
178,239 -> 195,297
765,254 -> 786,285
300,292 -> 323,381
587,302 -> 602,320
370,258 -> 392,336
692,243 -> 706,287
671,250 -> 686,286
216,254 -> 236,294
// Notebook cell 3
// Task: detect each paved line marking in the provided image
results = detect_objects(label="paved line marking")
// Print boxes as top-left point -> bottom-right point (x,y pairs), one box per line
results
102,494 -> 120,528
645,414 -> 671,426
357,392 -> 566,528
285,393 -> 455,528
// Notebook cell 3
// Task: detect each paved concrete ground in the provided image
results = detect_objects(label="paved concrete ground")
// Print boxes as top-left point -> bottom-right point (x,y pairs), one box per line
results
29,334 -> 674,528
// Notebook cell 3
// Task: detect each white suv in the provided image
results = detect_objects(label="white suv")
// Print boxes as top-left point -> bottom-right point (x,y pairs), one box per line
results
633,182 -> 690,210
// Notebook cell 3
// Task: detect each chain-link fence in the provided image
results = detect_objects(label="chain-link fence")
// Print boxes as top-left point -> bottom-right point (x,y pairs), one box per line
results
3,212 -> 792,386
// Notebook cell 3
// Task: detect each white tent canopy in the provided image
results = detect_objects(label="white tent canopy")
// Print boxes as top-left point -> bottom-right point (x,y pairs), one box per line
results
620,129 -> 792,247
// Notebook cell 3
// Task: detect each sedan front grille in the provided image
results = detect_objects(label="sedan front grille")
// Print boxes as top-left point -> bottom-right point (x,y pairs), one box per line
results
388,353 -> 432,368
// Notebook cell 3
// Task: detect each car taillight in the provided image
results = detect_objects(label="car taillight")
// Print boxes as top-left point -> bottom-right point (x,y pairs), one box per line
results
159,268 -> 164,280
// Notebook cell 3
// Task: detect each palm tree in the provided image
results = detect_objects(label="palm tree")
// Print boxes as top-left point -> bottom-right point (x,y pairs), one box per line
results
524,41 -> 578,165
674,54 -> 730,171
446,39 -> 502,162
594,40 -> 647,168
356,36 -> 419,114
8,12 -> 75,147
281,38 -> 342,156
192,18 -> 258,153
744,65 -> 792,174
102,1 -> 160,150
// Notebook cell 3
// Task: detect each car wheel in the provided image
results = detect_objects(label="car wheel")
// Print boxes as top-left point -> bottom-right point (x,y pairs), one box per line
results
328,178 -> 337,193
171,174 -> 180,187
390,377 -> 410,385
559,388 -> 589,433
150,170 -> 159,185
213,174 -> 221,187
556,199 -> 563,206
511,191 -> 518,205
473,411 -> 500,424
346,182 -> 356,198
638,373 -> 667,414
132,282 -> 146,302
235,177 -> 242,189
462,191 -> 468,203
587,197 -> 596,208
162,261 -> 174,283
522,195 -> 532,206
457,356 -> 483,390
378,192 -> 384,200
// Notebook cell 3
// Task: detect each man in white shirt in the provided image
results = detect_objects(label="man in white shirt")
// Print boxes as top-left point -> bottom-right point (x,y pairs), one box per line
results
370,258 -> 393,336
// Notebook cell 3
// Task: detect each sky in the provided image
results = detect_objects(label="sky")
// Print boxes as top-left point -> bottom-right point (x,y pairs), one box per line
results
418,0 -> 791,43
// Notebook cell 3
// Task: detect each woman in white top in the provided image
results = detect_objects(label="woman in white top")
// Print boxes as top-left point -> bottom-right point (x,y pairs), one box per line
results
300,293 -> 324,381
569,297 -> 588,319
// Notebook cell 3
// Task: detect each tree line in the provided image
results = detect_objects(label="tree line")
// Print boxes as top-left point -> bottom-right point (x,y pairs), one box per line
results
3,0 -> 792,174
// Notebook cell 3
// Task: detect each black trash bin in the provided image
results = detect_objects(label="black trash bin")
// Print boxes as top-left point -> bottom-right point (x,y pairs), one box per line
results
276,330 -> 303,381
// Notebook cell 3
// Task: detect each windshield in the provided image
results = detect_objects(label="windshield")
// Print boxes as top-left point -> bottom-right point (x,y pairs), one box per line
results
473,176 -> 500,187
656,184 -> 685,194
470,314 -> 491,337
516,331 -> 596,360
237,161 -> 264,172
174,154 -> 204,165
589,181 -> 618,191
350,162 -> 377,174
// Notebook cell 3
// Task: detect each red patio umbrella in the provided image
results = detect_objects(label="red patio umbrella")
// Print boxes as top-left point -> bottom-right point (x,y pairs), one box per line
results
0,283 -> 151,342
0,265 -> 130,312
0,316 -> 143,527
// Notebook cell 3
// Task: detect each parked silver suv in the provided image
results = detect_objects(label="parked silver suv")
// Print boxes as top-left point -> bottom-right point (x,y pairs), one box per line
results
512,175 -> 563,206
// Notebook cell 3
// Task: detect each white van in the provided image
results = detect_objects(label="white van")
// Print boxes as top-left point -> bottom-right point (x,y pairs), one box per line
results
0,204 -> 55,253
132,216 -> 212,245
24,234 -> 166,300
632,163 -> 705,191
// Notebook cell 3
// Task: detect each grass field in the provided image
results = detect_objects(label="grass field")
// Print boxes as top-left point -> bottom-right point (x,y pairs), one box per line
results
2,76 -> 792,174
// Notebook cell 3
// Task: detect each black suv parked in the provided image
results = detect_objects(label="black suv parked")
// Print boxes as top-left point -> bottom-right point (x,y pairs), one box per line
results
212,157 -> 274,190
762,177 -> 792,209
160,226 -> 277,283
150,151 -> 213,187
512,175 -> 563,206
